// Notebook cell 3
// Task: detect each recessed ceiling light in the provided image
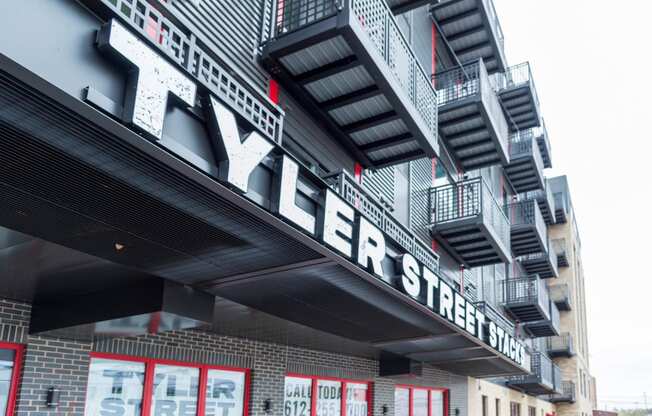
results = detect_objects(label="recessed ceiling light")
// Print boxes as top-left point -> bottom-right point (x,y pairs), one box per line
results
114,243 -> 125,252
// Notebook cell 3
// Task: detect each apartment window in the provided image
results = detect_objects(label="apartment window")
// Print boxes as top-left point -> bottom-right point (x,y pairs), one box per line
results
285,375 -> 371,416
84,354 -> 249,416
495,399 -> 500,416
509,402 -> 520,416
482,396 -> 488,416
0,343 -> 22,416
528,407 -> 535,416
395,386 -> 448,416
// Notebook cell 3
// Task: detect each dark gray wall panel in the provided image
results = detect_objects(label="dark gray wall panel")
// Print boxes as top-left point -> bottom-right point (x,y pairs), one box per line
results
280,89 -> 356,175
171,0 -> 271,93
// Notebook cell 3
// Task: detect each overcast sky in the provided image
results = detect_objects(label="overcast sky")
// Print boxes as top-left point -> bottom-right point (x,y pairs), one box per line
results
492,0 -> 652,411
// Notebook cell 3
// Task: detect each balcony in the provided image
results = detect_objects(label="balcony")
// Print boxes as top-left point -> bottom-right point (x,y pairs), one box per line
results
547,333 -> 575,358
507,200 -> 547,257
434,59 -> 509,170
523,297 -> 560,337
504,129 -> 545,193
430,0 -> 507,74
261,0 -> 439,168
524,180 -> 555,225
552,239 -> 569,267
502,276 -> 550,323
554,192 -> 568,223
506,352 -> 556,394
519,240 -> 559,279
430,178 -> 511,267
492,62 -> 542,131
535,119 -> 553,169
475,301 -> 515,333
545,381 -> 577,404
549,284 -> 572,311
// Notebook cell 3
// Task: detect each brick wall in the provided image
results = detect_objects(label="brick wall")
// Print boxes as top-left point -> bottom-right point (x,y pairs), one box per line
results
0,299 -> 469,416
0,299 -> 92,416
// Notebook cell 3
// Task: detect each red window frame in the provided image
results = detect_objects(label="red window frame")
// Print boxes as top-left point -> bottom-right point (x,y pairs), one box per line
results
394,385 -> 449,416
88,352 -> 251,416
285,373 -> 372,416
0,342 -> 23,416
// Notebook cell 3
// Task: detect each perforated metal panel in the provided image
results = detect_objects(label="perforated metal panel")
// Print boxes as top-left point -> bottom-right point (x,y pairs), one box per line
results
362,167 -> 395,208
408,158 -> 431,244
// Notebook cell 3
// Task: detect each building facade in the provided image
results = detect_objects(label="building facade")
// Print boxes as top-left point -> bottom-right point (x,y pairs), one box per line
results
0,1 -> 595,416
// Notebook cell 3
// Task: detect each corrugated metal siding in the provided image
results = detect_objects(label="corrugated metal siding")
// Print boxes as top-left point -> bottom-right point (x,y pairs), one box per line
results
171,0 -> 271,92
409,158 -> 431,244
362,167 -> 396,208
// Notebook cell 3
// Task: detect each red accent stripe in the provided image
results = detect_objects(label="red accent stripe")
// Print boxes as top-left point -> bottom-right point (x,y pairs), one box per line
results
0,342 -> 23,416
354,162 -> 363,183
269,79 -> 280,104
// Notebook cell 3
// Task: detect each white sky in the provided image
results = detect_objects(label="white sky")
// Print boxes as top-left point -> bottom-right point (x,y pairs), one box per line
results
493,0 -> 652,411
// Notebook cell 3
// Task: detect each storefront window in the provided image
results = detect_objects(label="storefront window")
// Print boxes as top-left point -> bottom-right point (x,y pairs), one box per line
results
85,358 -> 146,416
394,388 -> 409,416
284,377 -> 312,416
345,384 -> 367,416
412,390 -> 428,416
395,386 -> 448,416
284,376 -> 369,416
430,391 -> 444,416
150,365 -> 199,416
0,346 -> 20,416
316,380 -> 341,416
85,355 -> 248,416
205,369 -> 246,416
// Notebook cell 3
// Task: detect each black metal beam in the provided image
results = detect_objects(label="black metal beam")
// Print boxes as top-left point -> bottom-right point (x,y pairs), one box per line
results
342,111 -> 400,134
435,7 -> 480,27
360,132 -> 414,152
320,85 -> 382,111
295,55 -> 360,85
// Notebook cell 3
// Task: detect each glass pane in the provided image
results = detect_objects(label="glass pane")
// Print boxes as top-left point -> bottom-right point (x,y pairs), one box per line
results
345,383 -> 367,416
284,377 -> 312,416
0,349 -> 15,416
412,390 -> 427,416
316,380 -> 341,416
84,358 -> 145,416
205,369 -> 246,416
150,365 -> 199,416
430,391 -> 444,416
394,388 -> 409,416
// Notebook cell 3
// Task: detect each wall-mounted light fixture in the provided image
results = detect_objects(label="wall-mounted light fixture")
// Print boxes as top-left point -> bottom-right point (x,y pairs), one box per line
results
382,405 -> 389,415
263,398 -> 273,414
454,408 -> 460,416
46,387 -> 60,408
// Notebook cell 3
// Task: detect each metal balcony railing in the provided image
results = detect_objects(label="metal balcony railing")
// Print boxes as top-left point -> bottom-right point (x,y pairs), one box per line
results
552,238 -> 569,267
508,200 -> 547,243
554,192 -> 568,223
549,284 -> 572,311
326,171 -> 440,274
552,363 -> 562,393
507,351 -> 554,391
524,181 -> 555,226
533,119 -> 552,168
502,276 -> 550,320
492,62 -> 540,109
547,333 -> 574,357
483,0 -> 505,55
430,178 -> 510,248
545,381 -> 577,403
509,129 -> 545,170
273,0 -> 438,147
475,301 -> 515,333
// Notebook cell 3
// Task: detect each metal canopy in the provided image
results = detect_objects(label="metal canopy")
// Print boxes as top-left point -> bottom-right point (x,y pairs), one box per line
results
0,55 -> 526,377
